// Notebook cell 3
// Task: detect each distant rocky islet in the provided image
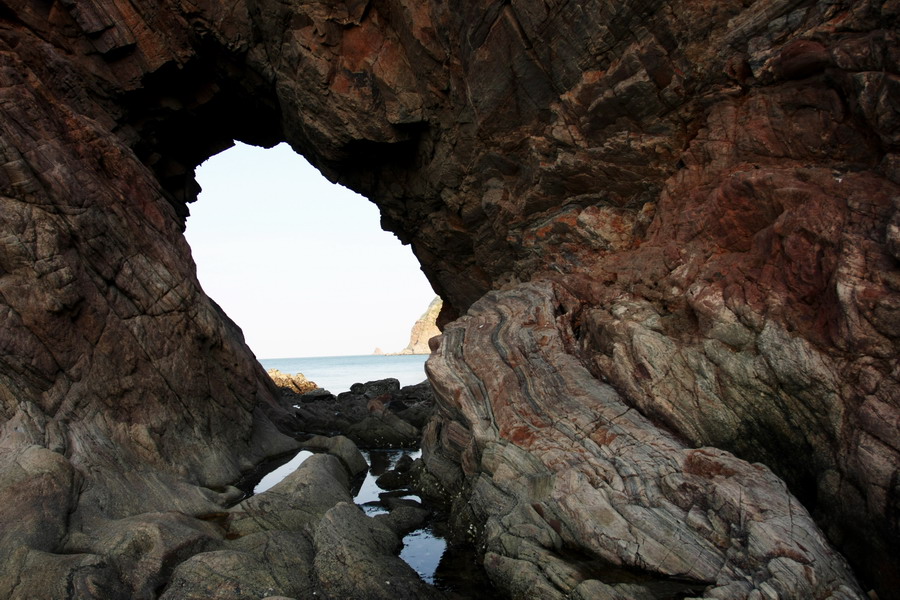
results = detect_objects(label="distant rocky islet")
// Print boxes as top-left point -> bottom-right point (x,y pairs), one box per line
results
374,297 -> 442,356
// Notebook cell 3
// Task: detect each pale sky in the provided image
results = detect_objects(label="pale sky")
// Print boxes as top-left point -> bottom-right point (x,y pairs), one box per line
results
185,142 -> 437,359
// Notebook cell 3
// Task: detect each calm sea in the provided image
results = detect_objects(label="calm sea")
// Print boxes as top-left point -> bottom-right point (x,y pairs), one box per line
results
259,354 -> 429,394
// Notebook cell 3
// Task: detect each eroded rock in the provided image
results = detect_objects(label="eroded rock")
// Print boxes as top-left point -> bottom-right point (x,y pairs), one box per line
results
422,282 -> 867,599
0,0 -> 897,597
267,369 -> 318,396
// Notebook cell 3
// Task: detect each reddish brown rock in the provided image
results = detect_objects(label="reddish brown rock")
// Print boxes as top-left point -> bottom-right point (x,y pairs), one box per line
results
0,0 -> 897,598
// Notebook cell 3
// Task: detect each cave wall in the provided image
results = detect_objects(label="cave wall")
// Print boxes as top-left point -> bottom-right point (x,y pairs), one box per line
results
0,0 -> 897,597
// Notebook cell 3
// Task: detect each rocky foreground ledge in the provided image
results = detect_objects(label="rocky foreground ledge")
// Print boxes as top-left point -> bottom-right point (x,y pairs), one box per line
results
0,374 -> 449,599
159,439 -> 443,600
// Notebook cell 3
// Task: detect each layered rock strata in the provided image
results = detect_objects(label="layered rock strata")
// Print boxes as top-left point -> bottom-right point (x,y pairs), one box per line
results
0,0 -> 897,598
424,282 -> 866,599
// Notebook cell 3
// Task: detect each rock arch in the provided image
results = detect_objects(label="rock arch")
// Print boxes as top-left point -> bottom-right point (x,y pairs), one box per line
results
0,1 -> 897,598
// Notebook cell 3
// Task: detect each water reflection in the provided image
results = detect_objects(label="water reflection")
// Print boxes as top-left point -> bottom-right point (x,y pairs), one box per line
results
247,446 -> 489,595
356,449 -> 421,514
356,449 -> 448,584
400,526 -> 446,584
253,450 -> 313,494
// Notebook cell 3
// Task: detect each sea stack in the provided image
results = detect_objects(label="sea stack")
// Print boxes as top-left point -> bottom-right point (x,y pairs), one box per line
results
398,297 -> 442,355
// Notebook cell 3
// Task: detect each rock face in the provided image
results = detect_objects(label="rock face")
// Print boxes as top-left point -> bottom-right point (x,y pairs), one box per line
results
0,1 -> 897,598
398,296 -> 442,354
424,283 -> 866,599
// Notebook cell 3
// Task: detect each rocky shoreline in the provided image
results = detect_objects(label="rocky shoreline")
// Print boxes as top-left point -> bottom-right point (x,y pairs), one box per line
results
120,373 -> 464,599
262,362 -> 868,600
204,373 -> 491,599
270,371 -> 436,448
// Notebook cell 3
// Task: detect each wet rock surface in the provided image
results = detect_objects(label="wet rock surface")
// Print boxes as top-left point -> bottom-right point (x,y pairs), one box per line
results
0,0 -> 898,598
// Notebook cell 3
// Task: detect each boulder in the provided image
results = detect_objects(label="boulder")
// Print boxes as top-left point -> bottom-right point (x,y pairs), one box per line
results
267,369 -> 318,396
226,453 -> 352,537
291,379 -> 436,448
300,434 -> 369,480
313,502 -> 442,600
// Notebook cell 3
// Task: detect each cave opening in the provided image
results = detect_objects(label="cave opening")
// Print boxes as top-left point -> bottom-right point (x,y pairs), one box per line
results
184,141 -> 436,377
183,141 -> 473,590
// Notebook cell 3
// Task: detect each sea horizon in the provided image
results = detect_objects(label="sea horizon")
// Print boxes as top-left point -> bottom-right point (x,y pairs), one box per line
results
259,352 -> 431,361
260,353 -> 430,394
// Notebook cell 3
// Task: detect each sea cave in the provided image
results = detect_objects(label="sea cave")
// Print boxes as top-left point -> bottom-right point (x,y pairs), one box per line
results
0,1 -> 897,599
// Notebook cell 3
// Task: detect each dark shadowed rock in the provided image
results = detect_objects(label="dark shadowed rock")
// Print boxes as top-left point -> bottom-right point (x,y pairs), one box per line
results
296,388 -> 336,403
349,378 -> 401,398
291,379 -> 435,448
344,413 -> 422,448
376,505 -> 431,538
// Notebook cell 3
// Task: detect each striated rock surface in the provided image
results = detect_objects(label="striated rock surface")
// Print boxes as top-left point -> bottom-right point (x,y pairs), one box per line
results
0,0 -> 897,598
424,282 -> 867,599
398,296 -> 443,354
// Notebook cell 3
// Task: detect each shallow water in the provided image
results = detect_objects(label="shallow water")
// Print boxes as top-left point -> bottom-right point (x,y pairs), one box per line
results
400,526 -> 447,585
253,450 -> 492,598
356,450 -> 421,501
253,450 -> 313,494
357,449 -> 448,583
356,449 -> 419,513
252,447 -> 452,586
